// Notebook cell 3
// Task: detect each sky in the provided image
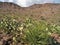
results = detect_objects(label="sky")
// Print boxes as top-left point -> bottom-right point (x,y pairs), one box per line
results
0,0 -> 60,7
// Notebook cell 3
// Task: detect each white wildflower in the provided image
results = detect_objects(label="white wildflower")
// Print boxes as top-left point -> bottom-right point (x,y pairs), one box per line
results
1,21 -> 3,24
46,28 -> 48,31
48,32 -> 51,35
18,27 -> 23,31
13,37 -> 16,41
13,19 -> 16,21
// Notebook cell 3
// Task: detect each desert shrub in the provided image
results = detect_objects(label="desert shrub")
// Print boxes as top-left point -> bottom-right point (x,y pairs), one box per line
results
23,19 -> 60,45
0,17 -> 60,45
23,19 -> 50,45
0,16 -> 24,44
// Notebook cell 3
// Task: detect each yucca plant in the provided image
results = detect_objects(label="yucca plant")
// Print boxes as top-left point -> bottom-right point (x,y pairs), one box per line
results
23,19 -> 50,45
23,19 -> 60,45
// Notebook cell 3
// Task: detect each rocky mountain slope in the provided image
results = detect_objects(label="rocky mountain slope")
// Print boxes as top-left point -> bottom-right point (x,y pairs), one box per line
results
0,2 -> 60,24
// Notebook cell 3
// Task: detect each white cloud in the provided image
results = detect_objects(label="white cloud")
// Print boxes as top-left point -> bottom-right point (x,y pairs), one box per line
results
43,0 -> 53,3
9,0 -> 13,2
0,0 -> 60,7
14,0 -> 54,7
0,0 -> 4,2
15,0 -> 27,7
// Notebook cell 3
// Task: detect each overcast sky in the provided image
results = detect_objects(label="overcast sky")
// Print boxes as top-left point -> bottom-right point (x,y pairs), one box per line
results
0,0 -> 60,7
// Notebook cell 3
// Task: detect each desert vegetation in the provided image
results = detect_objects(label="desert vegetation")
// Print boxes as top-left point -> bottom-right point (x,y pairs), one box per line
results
0,16 -> 60,45
0,2 -> 60,45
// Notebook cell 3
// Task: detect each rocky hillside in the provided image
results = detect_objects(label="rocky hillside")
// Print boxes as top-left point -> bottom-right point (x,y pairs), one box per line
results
0,2 -> 60,24
0,2 -> 60,45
